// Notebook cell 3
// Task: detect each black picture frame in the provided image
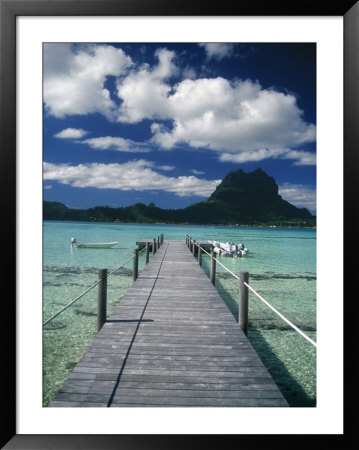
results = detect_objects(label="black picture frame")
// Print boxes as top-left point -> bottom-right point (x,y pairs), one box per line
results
1,0 -> 356,448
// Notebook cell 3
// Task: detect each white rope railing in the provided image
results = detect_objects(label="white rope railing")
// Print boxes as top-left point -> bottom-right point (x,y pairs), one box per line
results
43,243 -> 148,327
187,235 -> 317,348
213,257 -> 240,280
108,245 -> 146,277
42,278 -> 103,326
244,281 -> 317,348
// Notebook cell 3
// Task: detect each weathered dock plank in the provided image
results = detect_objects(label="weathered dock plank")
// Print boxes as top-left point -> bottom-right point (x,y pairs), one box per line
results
50,240 -> 288,407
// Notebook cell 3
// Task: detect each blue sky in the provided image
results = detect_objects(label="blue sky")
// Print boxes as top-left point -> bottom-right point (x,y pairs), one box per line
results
43,42 -> 316,214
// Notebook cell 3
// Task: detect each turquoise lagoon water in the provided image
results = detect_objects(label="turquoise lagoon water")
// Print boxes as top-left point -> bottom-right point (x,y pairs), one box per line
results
43,221 -> 316,407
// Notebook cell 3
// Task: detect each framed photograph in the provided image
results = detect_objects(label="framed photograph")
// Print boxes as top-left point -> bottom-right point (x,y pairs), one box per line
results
1,0 -> 356,448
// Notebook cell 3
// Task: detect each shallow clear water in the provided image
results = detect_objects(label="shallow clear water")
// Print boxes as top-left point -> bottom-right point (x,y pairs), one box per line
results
43,221 -> 316,407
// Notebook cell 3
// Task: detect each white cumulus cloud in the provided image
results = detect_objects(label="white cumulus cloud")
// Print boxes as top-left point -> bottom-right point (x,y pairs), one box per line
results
43,160 -> 220,197
219,148 -> 286,163
44,44 -> 316,166
219,148 -> 316,166
44,43 -> 133,118
114,72 -> 315,164
149,79 -> 315,155
282,150 -> 316,166
116,48 -> 177,123
54,128 -> 89,139
278,182 -> 316,212
81,136 -> 150,153
199,43 -> 234,60
158,165 -> 175,171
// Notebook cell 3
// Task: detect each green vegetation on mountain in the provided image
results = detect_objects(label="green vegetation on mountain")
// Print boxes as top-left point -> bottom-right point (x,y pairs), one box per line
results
43,168 -> 316,227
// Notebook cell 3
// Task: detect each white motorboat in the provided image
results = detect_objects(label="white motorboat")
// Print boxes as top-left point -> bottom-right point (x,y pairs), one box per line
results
71,238 -> 119,249
208,240 -> 249,257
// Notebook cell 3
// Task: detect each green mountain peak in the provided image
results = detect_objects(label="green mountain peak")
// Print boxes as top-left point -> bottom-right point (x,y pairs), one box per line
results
43,168 -> 315,227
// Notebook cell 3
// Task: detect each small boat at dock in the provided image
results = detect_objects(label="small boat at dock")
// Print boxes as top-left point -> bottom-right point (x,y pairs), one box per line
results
208,240 -> 249,257
71,238 -> 119,249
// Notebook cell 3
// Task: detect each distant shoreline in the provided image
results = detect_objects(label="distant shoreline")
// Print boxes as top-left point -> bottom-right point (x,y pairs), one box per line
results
43,219 -> 316,230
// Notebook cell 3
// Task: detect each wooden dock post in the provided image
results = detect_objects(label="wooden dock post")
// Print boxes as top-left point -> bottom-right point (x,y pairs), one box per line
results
97,269 -> 107,332
145,242 -> 149,265
198,246 -> 202,266
153,238 -> 156,254
210,250 -> 216,285
192,239 -> 196,255
133,249 -> 139,282
157,235 -> 160,249
238,271 -> 249,336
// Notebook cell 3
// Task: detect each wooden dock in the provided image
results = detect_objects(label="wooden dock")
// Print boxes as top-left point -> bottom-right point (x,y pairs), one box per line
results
136,238 -> 213,251
50,240 -> 288,407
